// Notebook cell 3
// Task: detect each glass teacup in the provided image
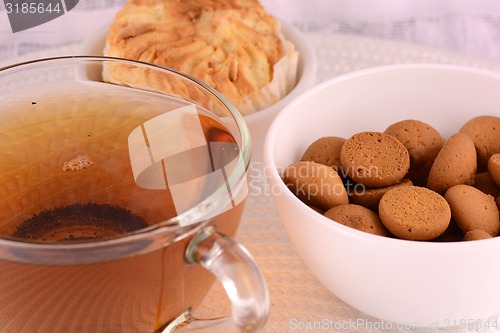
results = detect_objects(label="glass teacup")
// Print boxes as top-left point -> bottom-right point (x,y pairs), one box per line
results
0,56 -> 268,332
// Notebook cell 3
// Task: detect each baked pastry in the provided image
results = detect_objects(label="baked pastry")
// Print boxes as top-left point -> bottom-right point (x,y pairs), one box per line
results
340,132 -> 410,188
378,186 -> 451,241
459,116 -> 500,170
289,116 -> 500,242
427,133 -> 477,194
348,178 -> 413,212
300,136 -> 346,170
324,204 -> 391,236
283,161 -> 349,211
384,119 -> 445,185
104,0 -> 299,115
488,153 -> 500,186
463,229 -> 492,241
444,184 -> 500,236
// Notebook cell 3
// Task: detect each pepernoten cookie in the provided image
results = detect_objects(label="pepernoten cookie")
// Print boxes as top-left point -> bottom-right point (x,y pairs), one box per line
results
300,136 -> 345,171
444,184 -> 500,236
459,116 -> 500,169
384,119 -> 445,185
463,229 -> 493,241
324,204 -> 391,236
348,178 -> 413,212
288,115 -> 499,242
488,153 -> 500,186
427,133 -> 477,194
378,186 -> 451,241
340,132 -> 410,188
283,161 -> 348,211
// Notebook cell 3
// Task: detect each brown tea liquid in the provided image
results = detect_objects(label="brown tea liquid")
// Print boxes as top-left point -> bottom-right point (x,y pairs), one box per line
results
0,82 -> 243,332
0,86 -> 178,240
0,83 -> 238,241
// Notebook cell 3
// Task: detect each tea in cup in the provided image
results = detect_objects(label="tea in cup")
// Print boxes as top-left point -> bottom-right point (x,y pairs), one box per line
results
0,57 -> 268,333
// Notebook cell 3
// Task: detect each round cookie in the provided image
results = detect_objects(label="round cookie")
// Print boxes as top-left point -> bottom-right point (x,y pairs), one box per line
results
283,161 -> 349,210
324,204 -> 391,236
496,197 -> 500,210
378,186 -> 451,241
349,178 -> 413,212
444,184 -> 500,236
384,119 -> 445,185
488,153 -> 500,186
340,132 -> 410,188
300,136 -> 346,170
459,115 -> 500,169
463,229 -> 493,241
427,133 -> 477,194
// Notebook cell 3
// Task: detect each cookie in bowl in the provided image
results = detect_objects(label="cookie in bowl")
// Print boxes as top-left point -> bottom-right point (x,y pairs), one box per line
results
103,0 -> 299,116
264,64 -> 500,327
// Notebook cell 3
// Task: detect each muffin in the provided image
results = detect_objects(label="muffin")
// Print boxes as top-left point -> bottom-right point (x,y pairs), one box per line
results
104,0 -> 299,115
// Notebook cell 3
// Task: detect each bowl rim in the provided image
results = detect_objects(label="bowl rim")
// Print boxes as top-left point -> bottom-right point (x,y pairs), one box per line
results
264,63 -> 500,250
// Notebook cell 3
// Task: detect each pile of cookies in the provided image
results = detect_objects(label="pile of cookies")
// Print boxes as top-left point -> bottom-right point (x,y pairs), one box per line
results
283,116 -> 500,242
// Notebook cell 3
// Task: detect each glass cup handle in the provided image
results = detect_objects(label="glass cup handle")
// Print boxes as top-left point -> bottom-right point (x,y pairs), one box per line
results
163,226 -> 269,333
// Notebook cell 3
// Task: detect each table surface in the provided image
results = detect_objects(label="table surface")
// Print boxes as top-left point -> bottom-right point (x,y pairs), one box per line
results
3,32 -> 500,333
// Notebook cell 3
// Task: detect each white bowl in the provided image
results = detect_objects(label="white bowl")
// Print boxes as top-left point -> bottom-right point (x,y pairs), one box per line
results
80,20 -> 317,164
264,64 -> 500,326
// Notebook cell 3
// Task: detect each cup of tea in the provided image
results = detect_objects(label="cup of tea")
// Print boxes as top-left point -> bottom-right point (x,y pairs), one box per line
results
0,56 -> 268,332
